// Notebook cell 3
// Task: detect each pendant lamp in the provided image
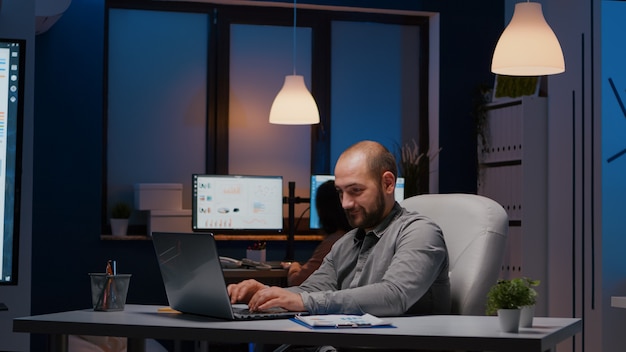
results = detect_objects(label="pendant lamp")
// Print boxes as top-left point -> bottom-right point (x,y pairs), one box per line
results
491,1 -> 565,76
269,0 -> 320,124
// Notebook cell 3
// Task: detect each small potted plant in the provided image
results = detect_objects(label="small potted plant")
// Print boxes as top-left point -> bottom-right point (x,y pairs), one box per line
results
519,277 -> 540,327
396,139 -> 441,197
110,202 -> 132,236
486,277 -> 539,332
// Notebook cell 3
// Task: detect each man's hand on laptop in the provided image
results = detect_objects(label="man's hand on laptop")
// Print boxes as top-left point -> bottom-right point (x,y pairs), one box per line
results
227,279 -> 305,312
247,286 -> 305,312
227,279 -> 267,304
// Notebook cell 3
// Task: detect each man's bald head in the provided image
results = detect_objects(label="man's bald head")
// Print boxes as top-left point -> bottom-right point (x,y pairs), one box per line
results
338,140 -> 397,182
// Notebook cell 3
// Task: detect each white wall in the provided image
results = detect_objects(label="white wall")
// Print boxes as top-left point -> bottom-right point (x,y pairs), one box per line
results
0,0 -> 35,351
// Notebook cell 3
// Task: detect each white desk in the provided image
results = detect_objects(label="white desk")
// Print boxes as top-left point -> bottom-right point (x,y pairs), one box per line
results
14,304 -> 581,352
611,296 -> 626,308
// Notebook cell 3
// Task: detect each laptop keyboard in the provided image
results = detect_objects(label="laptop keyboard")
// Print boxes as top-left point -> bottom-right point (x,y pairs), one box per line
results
232,306 -> 295,319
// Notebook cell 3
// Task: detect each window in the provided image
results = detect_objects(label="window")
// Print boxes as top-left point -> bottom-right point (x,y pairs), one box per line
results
105,1 -> 434,234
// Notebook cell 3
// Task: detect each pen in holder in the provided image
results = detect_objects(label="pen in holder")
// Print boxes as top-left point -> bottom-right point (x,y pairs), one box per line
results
89,260 -> 132,311
89,273 -> 132,311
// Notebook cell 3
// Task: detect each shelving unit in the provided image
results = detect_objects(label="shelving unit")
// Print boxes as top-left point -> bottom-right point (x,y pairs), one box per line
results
477,96 -> 548,312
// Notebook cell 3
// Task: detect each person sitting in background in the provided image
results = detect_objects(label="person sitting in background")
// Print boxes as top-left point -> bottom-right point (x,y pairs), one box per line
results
285,180 -> 352,286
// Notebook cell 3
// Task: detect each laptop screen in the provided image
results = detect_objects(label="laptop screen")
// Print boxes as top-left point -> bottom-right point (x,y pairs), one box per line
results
192,174 -> 284,232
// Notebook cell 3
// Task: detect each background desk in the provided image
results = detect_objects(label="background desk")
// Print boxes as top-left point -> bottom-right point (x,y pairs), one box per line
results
14,304 -> 581,352
222,268 -> 288,287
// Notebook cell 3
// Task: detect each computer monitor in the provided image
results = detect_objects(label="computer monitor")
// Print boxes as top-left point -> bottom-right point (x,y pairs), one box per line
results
0,38 -> 24,286
192,174 -> 283,232
309,175 -> 405,230
395,177 -> 405,202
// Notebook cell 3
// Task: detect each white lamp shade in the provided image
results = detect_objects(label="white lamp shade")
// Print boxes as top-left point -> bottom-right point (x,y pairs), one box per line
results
491,2 -> 565,76
35,0 -> 72,35
269,75 -> 320,125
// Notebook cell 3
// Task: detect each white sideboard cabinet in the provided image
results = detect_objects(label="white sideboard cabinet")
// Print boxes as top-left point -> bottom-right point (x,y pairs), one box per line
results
477,96 -> 548,312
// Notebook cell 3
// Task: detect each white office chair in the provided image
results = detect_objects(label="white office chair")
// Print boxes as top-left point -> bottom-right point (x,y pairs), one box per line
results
271,193 -> 508,352
401,193 -> 509,315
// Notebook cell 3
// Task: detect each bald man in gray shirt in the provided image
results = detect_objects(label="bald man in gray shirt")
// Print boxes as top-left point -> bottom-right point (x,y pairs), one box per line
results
228,140 -> 450,317
290,201 -> 449,316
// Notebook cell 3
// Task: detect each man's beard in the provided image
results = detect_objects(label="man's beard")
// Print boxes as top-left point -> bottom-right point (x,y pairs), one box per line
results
346,187 -> 386,230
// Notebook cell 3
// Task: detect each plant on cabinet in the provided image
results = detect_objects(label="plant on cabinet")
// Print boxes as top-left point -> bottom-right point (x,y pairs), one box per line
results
486,277 -> 539,332
110,202 -> 132,236
518,277 -> 540,327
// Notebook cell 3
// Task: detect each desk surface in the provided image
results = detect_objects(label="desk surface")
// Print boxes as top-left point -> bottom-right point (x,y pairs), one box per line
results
14,305 -> 581,352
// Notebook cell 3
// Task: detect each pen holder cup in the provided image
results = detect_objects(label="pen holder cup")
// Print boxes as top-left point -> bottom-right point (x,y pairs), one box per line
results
89,273 -> 132,311
246,249 -> 266,263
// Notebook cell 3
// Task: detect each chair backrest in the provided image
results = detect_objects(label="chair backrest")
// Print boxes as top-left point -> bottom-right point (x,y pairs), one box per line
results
400,193 -> 508,315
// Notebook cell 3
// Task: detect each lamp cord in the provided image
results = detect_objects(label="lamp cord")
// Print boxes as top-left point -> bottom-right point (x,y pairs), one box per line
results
293,0 -> 297,75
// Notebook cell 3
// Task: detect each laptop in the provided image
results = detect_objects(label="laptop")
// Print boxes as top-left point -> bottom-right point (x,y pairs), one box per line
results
151,232 -> 307,320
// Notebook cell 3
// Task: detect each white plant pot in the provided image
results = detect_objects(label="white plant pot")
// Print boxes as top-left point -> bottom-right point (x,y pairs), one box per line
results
497,308 -> 521,333
246,249 -> 266,263
110,218 -> 129,236
519,305 -> 535,328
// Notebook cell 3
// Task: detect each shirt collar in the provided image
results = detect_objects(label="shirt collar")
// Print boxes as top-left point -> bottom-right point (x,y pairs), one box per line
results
354,202 -> 402,242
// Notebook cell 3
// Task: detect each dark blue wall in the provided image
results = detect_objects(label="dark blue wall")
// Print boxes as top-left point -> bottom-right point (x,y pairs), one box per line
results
31,0 -> 502,347
33,0 -> 107,313
420,1 -> 504,192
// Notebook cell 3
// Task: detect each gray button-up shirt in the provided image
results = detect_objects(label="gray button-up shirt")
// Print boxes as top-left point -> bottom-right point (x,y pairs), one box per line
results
286,203 -> 450,316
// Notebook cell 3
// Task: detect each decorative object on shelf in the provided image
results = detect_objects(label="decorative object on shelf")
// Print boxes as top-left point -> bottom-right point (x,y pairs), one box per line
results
491,1 -> 565,76
486,277 -> 540,332
396,139 -> 440,197
110,202 -> 132,237
246,241 -> 267,263
268,0 -> 319,125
